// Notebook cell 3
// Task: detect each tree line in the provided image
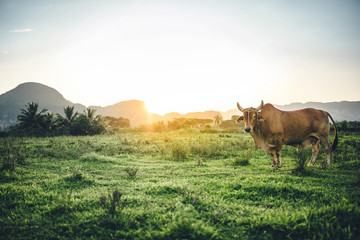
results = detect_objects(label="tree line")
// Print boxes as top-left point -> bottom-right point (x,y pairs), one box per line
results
135,115 -> 241,132
332,120 -> 360,132
1,102 -> 130,137
1,102 -> 240,136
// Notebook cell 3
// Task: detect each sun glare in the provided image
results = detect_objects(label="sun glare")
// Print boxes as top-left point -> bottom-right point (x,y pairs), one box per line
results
145,100 -> 169,116
60,4 -> 288,112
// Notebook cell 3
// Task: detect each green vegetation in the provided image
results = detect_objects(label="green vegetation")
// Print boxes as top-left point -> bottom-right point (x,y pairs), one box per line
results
137,118 -> 216,132
5,102 -> 109,137
0,131 -> 359,239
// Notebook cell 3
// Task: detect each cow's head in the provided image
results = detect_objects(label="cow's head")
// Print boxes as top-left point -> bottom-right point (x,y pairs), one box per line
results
237,100 -> 264,133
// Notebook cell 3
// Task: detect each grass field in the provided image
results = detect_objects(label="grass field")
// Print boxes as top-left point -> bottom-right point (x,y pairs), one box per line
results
1,130 -> 359,239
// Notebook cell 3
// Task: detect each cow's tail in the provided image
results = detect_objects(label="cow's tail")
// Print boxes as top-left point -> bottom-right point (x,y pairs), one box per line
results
325,111 -> 338,151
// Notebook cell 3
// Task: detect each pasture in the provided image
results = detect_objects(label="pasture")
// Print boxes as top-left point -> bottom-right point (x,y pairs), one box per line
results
1,130 -> 359,239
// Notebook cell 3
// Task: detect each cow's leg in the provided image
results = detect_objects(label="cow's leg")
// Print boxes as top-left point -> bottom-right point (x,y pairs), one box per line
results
320,137 -> 331,165
270,148 -> 277,167
276,147 -> 282,167
308,139 -> 320,165
276,151 -> 282,167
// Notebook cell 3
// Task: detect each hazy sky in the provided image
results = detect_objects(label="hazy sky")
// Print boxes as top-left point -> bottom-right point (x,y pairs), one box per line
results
1,0 -> 360,114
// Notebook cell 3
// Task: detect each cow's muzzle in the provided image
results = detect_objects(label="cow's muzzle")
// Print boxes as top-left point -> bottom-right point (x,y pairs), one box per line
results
244,127 -> 251,133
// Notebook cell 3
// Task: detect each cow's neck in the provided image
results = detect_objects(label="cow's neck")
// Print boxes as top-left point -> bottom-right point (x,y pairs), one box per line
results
250,123 -> 268,152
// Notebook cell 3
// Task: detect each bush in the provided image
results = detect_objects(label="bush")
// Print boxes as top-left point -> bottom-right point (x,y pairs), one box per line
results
290,147 -> 311,171
125,166 -> 139,177
155,202 -> 218,239
100,188 -> 126,217
0,138 -> 25,171
232,149 -> 252,166
332,137 -> 360,164
170,142 -> 189,161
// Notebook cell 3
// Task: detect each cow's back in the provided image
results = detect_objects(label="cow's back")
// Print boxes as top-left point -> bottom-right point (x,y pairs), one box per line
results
259,104 -> 329,146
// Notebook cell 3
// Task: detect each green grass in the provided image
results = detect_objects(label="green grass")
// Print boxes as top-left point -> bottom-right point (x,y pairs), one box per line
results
1,131 -> 359,239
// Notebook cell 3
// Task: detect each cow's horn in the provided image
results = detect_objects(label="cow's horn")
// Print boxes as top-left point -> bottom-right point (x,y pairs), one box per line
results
256,100 -> 264,111
237,102 -> 244,112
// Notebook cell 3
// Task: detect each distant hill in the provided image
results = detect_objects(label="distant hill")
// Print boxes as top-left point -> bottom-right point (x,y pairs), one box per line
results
0,82 -> 151,128
0,82 -> 86,129
89,100 -> 149,127
149,111 -> 223,123
220,109 -> 240,120
1,82 -> 359,129
274,102 -> 360,121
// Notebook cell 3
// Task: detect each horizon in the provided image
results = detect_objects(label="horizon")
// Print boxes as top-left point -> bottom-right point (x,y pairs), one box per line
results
1,0 -> 360,115
1,81 -> 359,117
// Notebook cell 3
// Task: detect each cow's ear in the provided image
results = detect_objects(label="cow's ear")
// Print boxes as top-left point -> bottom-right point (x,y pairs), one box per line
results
237,116 -> 244,123
257,114 -> 264,121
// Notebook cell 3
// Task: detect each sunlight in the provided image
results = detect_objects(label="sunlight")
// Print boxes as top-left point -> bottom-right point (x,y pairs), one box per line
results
145,100 -> 169,115
60,4 -> 284,111
145,98 -> 187,115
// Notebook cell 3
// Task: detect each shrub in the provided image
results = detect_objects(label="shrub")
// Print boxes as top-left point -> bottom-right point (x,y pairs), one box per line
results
100,188 -> 126,217
125,166 -> 139,177
195,157 -> 205,166
232,149 -> 253,166
51,187 -> 74,214
156,202 -> 218,239
71,169 -> 84,181
291,148 -> 311,171
170,142 -> 189,161
0,138 -> 25,171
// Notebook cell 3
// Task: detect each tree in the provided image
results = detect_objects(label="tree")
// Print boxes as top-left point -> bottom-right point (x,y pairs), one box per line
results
17,102 -> 47,136
57,106 -> 78,127
70,109 -> 105,136
219,115 -> 241,130
84,108 -> 100,124
43,112 -> 56,134
55,106 -> 79,135
104,116 -> 130,128
152,121 -> 167,132
231,115 -> 240,121
213,115 -> 223,126
70,114 -> 92,136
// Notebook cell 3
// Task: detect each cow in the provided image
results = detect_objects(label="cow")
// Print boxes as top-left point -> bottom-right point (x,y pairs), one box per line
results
236,100 -> 338,167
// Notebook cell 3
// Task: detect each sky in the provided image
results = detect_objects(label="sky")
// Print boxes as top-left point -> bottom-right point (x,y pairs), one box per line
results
0,0 -> 360,115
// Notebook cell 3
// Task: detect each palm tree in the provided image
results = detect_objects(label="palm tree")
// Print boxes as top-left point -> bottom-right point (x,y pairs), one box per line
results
64,106 -> 78,125
84,108 -> 102,124
57,106 -> 78,127
214,115 -> 223,126
43,112 -> 55,131
17,102 -> 47,134
85,108 -> 96,122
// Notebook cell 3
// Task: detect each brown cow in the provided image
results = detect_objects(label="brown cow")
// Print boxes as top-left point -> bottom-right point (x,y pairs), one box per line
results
237,100 -> 338,167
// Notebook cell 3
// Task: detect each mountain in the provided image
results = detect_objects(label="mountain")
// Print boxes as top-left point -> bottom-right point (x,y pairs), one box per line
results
149,111 -> 223,123
1,82 -> 360,129
220,109 -> 240,120
274,101 -> 360,121
0,82 -> 151,128
0,82 -> 86,129
89,100 -> 149,127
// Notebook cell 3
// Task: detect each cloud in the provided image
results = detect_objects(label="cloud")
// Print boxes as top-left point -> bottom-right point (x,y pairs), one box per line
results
1,50 -> 9,55
9,28 -> 33,33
